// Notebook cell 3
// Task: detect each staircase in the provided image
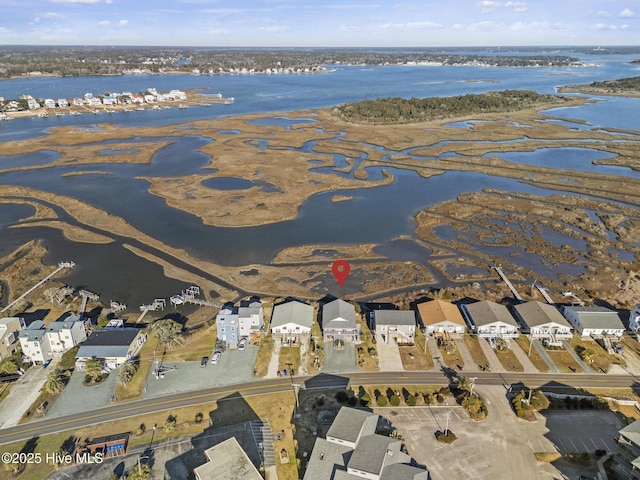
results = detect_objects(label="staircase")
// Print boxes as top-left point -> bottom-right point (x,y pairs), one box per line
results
250,420 -> 275,468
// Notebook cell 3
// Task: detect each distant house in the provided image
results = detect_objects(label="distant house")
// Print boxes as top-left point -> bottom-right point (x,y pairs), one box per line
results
238,300 -> 264,339
57,98 -> 69,107
102,94 -> 118,105
461,300 -> 519,339
270,300 -> 314,344
26,98 -> 40,110
416,299 -> 466,336
75,326 -> 146,370
373,310 -> 415,345
630,306 -> 640,333
321,299 -> 360,344
169,89 -> 187,100
194,437 -> 262,480
611,418 -> 640,479
19,320 -> 49,364
0,317 -> 25,361
144,94 -> 156,103
303,406 -> 428,480
72,98 -> 84,106
216,308 -> 240,348
43,98 -> 56,108
512,301 -> 572,344
45,315 -> 87,357
562,305 -> 625,338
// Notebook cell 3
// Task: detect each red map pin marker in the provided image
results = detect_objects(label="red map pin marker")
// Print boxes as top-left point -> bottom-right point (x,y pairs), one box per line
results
331,260 -> 351,288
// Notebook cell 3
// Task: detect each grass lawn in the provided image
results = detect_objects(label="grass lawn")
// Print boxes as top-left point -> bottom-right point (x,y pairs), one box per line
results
495,348 -> 524,372
547,350 -> 583,373
463,334 -> 489,367
438,343 -> 464,370
0,382 -> 13,405
279,346 -> 301,373
307,321 -> 323,374
356,314 -> 379,371
116,337 -> 159,402
515,335 -> 550,372
254,334 -> 274,377
161,324 -> 217,362
398,340 -> 433,371
570,335 -> 614,373
0,391 -> 298,480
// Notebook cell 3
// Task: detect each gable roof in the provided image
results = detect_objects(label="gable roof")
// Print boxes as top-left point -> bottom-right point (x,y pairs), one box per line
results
514,301 -> 571,328
374,310 -> 415,327
327,407 -> 377,444
416,300 -> 465,326
271,301 -> 314,329
563,306 -> 625,330
323,299 -> 356,329
76,327 -> 141,359
462,300 -> 518,328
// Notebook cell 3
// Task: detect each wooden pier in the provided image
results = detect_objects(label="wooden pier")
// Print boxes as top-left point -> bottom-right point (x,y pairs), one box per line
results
492,266 -> 524,303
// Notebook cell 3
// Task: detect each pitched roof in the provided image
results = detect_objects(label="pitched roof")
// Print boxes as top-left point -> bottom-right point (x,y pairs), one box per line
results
347,434 -> 398,475
323,299 -> 356,329
513,301 -> 570,328
620,419 -> 640,446
563,306 -> 625,330
462,300 -> 518,328
374,310 -> 416,327
327,407 -> 377,444
416,300 -> 465,326
271,301 -> 314,329
76,328 -> 141,359
302,437 -> 353,480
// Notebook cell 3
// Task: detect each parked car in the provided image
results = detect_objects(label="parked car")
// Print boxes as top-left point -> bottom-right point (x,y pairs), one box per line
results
238,338 -> 247,351
42,359 -> 52,368
613,343 -> 624,355
211,351 -> 221,364
200,357 -> 208,367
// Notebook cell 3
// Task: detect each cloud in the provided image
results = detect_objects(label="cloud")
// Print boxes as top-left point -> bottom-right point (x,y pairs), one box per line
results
477,1 -> 501,13
341,25 -> 362,32
98,20 -> 110,25
510,21 -> 564,31
505,1 -> 527,12
380,21 -> 443,31
41,12 -> 65,19
259,25 -> 290,32
594,10 -> 611,18
451,23 -> 465,31
620,8 -> 636,18
118,20 -> 128,26
621,24 -> 631,30
467,21 -> 502,31
591,23 -> 617,31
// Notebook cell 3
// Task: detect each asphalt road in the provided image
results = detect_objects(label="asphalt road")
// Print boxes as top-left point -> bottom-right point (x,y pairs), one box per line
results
0,370 -> 637,446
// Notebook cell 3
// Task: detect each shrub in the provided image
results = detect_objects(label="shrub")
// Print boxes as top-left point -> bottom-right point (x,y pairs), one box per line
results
436,394 -> 445,404
360,393 -> 371,407
377,395 -> 387,407
195,412 -> 204,423
335,390 -> 349,403
435,431 -> 457,444
390,394 -> 401,407
406,395 -> 417,406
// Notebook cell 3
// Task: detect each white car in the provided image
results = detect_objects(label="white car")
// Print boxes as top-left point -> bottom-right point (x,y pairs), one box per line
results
210,351 -> 221,364
238,338 -> 247,351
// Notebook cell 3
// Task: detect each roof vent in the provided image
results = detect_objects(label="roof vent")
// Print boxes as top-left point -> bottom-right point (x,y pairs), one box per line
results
320,453 -> 325,460
386,449 -> 394,456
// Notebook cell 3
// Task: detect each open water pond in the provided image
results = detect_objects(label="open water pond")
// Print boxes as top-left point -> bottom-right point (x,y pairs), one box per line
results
0,203 -> 35,228
200,177 -> 280,192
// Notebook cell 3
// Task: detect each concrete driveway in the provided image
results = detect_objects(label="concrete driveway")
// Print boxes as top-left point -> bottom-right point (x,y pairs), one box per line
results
375,334 -> 404,371
48,369 -> 119,418
322,342 -> 358,374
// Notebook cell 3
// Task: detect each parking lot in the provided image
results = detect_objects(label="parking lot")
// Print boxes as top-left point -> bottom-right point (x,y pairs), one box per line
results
143,345 -> 259,398
384,386 -> 620,480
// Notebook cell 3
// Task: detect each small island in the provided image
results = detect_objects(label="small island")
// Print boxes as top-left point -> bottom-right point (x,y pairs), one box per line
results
558,76 -> 640,97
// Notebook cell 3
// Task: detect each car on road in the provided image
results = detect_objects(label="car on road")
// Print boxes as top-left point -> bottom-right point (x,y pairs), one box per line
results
200,357 -> 208,367
238,338 -> 247,351
211,351 -> 221,364
43,359 -> 52,368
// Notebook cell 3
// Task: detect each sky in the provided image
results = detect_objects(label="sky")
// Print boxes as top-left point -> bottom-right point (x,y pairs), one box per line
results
0,0 -> 638,47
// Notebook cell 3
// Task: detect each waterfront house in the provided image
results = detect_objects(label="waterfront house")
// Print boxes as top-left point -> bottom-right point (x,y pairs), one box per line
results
26,98 -> 40,110
321,299 -> 360,344
0,317 -> 25,361
169,89 -> 187,100
303,406 -> 428,480
611,418 -> 640,479
461,300 -> 520,339
416,299 -> 466,336
238,300 -> 263,339
216,307 -> 240,348
57,98 -> 69,107
45,315 -> 87,357
628,306 -> 640,334
562,305 -> 625,338
372,310 -> 416,345
194,437 -> 262,480
512,301 -> 572,344
75,325 -> 146,371
270,300 -> 314,344
143,94 -> 156,103
72,98 -> 84,106
43,99 -> 56,109
18,320 -> 49,364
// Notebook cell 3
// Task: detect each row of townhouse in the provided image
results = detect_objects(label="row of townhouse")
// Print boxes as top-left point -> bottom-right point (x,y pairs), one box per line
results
254,297 -> 628,350
19,88 -> 187,110
1,314 -> 146,371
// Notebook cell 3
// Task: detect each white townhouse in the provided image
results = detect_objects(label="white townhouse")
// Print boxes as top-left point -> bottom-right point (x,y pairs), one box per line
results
629,305 -> 640,333
512,301 -> 572,343
57,98 -> 69,107
373,310 -> 415,345
322,299 -> 360,344
238,300 -> 264,338
43,99 -> 56,109
461,300 -> 520,339
45,315 -> 87,357
562,305 -> 625,338
0,317 -> 25,361
270,300 -> 314,344
19,321 -> 50,364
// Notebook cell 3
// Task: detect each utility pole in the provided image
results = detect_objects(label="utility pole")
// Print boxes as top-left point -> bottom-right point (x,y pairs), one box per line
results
469,377 -> 477,397
444,411 -> 450,435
